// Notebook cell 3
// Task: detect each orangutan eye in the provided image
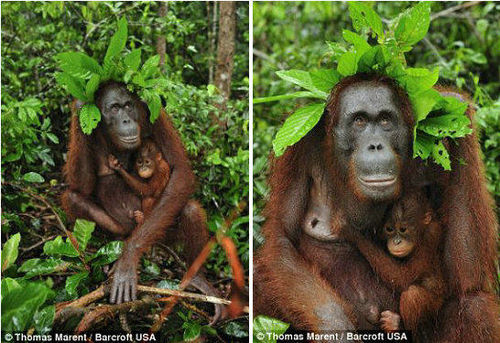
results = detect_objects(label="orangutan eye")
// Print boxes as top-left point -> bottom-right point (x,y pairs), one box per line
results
354,115 -> 366,127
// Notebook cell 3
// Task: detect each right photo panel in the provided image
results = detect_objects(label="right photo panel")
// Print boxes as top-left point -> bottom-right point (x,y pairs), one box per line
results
252,2 -> 500,343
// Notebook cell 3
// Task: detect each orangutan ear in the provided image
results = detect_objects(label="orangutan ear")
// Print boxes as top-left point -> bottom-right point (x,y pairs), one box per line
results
422,211 -> 432,225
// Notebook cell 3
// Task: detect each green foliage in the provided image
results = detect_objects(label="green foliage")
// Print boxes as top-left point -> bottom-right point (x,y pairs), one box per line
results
55,18 -> 170,131
255,2 -> 472,170
253,315 -> 290,343
1,233 -> 20,272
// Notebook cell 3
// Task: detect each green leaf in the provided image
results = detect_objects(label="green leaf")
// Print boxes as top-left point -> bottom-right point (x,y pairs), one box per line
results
273,103 -> 325,157
156,279 -> 180,290
79,104 -> 101,135
395,2 -> 431,47
124,49 -> 142,71
43,236 -> 78,257
396,67 -> 439,94
310,69 -> 340,93
431,139 -> 451,170
23,172 -> 45,183
253,315 -> 289,343
224,321 -> 248,338
91,241 -> 123,266
33,305 -> 55,334
207,84 -> 217,96
18,258 -> 68,278
253,91 -> 325,104
46,133 -> 60,144
183,322 -> 202,341
141,54 -> 161,79
132,73 -> 146,87
85,73 -> 100,101
275,70 -> 327,97
147,93 -> 162,123
73,219 -> 95,252
342,30 -> 370,56
1,282 -> 53,332
104,17 -> 128,63
357,45 -> 389,73
55,52 -> 102,77
2,278 -> 22,299
1,233 -> 20,272
413,132 -> 434,160
410,88 -> 442,122
418,114 -> 472,138
348,2 -> 384,40
337,52 -> 357,76
65,271 -> 89,297
326,41 -> 347,58
55,72 -> 88,101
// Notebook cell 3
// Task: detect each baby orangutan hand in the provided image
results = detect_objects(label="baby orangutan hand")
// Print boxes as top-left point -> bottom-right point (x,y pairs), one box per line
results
108,154 -> 123,171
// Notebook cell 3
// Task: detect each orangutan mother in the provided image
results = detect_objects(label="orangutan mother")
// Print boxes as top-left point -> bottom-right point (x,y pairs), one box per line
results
62,81 -> 222,321
254,74 -> 499,342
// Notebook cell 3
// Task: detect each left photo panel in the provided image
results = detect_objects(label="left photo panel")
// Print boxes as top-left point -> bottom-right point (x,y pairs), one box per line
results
1,1 -> 249,342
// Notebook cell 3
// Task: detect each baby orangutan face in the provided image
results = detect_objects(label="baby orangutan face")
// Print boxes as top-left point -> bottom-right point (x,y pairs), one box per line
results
135,140 -> 162,179
382,202 -> 432,258
382,223 -> 416,258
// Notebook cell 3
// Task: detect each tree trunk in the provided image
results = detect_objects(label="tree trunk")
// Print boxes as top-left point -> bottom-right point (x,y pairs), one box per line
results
156,1 -> 168,71
207,2 -> 218,85
214,1 -> 236,109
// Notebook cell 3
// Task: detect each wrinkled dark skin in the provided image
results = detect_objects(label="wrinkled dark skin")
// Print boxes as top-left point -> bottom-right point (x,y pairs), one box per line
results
62,82 -> 223,323
333,82 -> 410,203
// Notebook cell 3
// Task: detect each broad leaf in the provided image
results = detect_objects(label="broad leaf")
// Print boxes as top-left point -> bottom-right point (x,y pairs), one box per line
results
348,2 -> 384,40
1,282 -> 54,332
147,93 -> 162,123
395,2 -> 431,47
73,219 -> 95,252
1,233 -> 20,272
19,258 -> 68,278
43,236 -> 78,257
253,91 -> 325,104
273,103 -> 325,157
85,73 -> 100,101
33,305 -> 55,334
410,88 -> 441,122
91,241 -> 123,266
337,52 -> 357,76
55,72 -> 88,101
79,104 -> 101,135
65,271 -> 89,298
418,114 -> 472,138
431,139 -> 451,170
396,67 -> 439,94
141,54 -> 161,79
253,315 -> 289,343
23,172 -> 45,183
342,30 -> 371,56
104,17 -> 128,63
275,70 -> 327,97
124,49 -> 142,71
310,69 -> 340,94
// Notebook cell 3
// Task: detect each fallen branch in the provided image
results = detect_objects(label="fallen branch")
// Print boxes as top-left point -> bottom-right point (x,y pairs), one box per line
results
55,283 -> 232,322
75,296 -> 156,334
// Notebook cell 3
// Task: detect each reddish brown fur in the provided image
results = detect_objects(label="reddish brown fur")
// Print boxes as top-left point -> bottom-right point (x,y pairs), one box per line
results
112,139 -> 171,218
344,191 -> 447,332
253,74 -> 500,342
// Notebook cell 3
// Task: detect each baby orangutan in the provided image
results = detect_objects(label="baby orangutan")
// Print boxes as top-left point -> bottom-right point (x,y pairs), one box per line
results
109,139 -> 170,225
342,191 -> 446,332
